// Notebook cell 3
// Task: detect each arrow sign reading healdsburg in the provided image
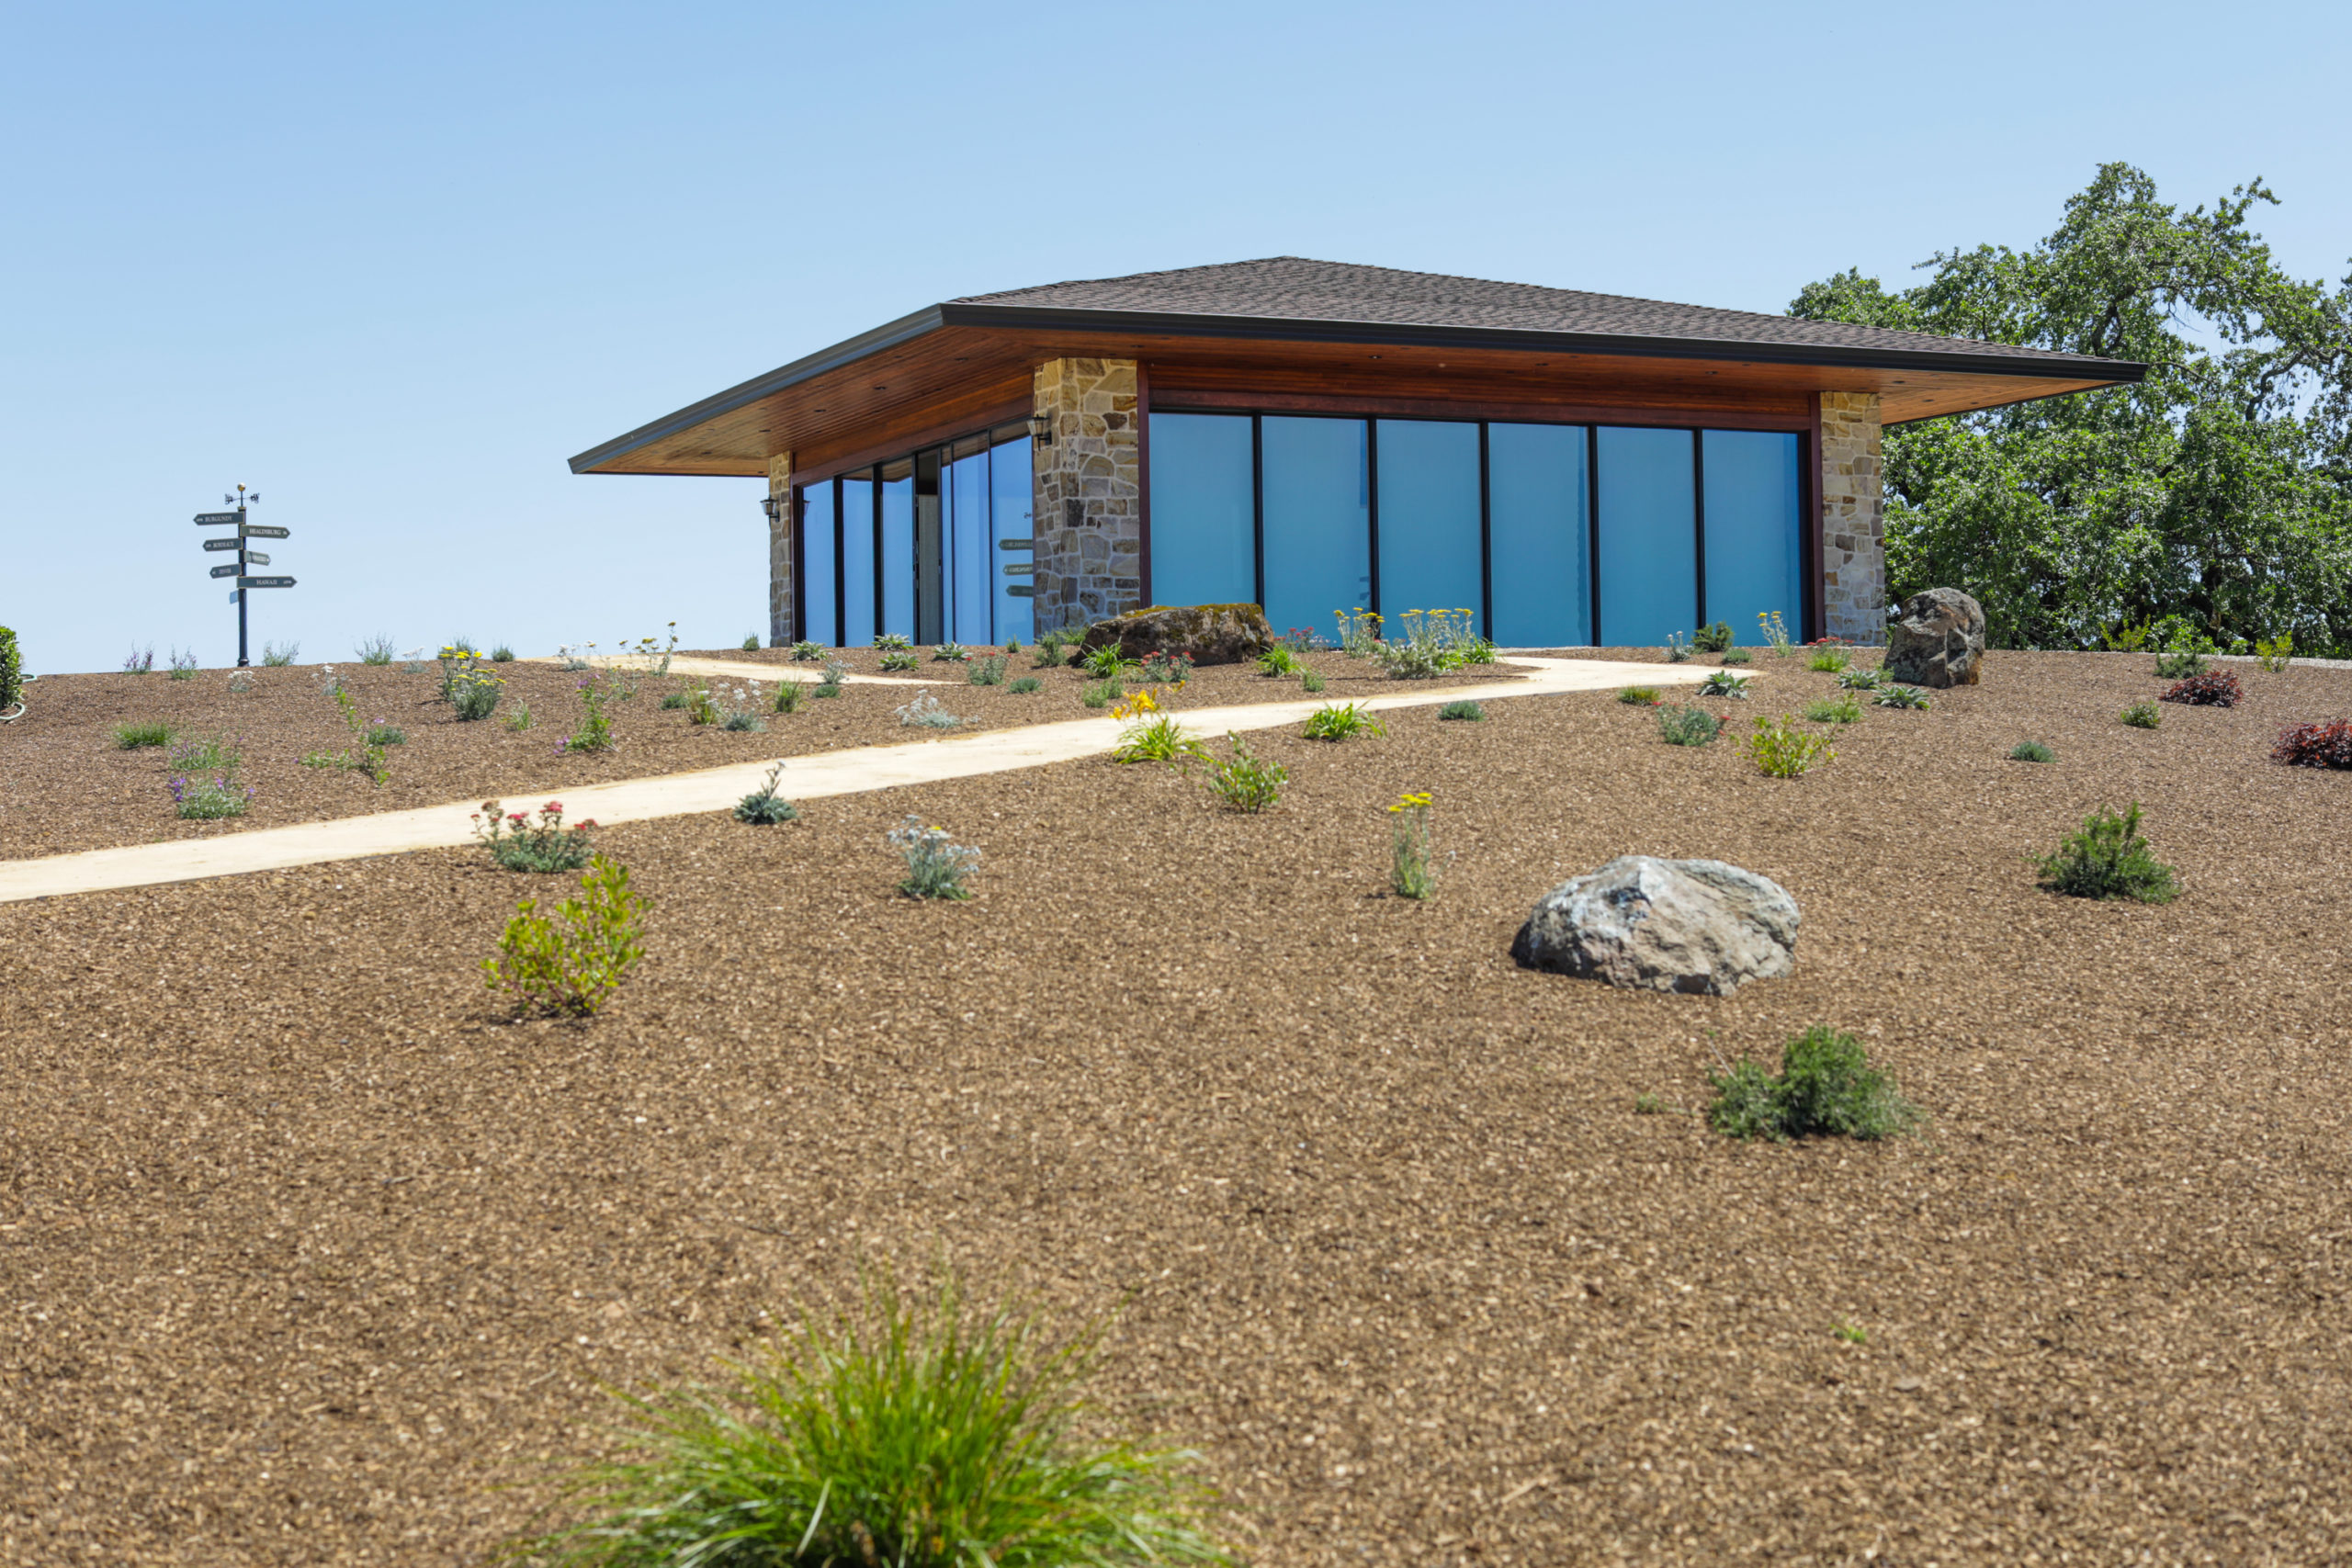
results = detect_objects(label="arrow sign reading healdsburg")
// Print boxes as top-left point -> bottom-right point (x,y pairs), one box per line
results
243,524 -> 288,539
193,484 -> 288,665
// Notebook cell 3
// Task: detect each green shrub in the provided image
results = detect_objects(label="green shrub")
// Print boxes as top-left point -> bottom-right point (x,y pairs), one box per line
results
1875,683 -> 1932,709
967,656 -> 1007,687
1806,644 -> 1851,672
1690,620 -> 1734,653
2009,739 -> 2056,763
874,632 -> 913,651
169,775 -> 250,818
483,853 -> 647,1015
1618,685 -> 1663,706
1203,734 -> 1284,812
1707,1025 -> 1919,1142
790,640 -> 823,661
1008,676 -> 1042,694
1302,701 -> 1385,741
1835,665 -> 1884,691
897,693 -> 961,729
1438,698 -> 1485,721
1300,668 -> 1328,694
1746,716 -> 1834,777
880,649 -> 920,671
741,633 -> 761,651
1802,694 -> 1862,724
114,720 -> 172,750
167,733 -> 240,775
1112,714 -> 1208,766
2120,699 -> 2162,729
1257,645 -> 1303,677
773,678 -> 806,714
492,644 -> 515,662
167,648 -> 199,680
811,678 -> 843,700
1080,642 -> 1133,680
1386,791 -> 1436,899
933,642 -> 971,663
733,762 -> 798,825
356,635 -> 396,665
0,625 -> 17,711
364,722 -> 406,747
888,816 -> 979,899
1719,647 -> 1752,665
510,1271 -> 1231,1568
2152,643 -> 2209,680
451,667 -> 504,721
2033,801 -> 2179,903
1657,705 -> 1721,746
560,675 -> 617,753
660,689 -> 691,711
1032,637 -> 1071,668
1699,671 -> 1752,699
474,799 -> 600,873
1080,678 -> 1122,709
2255,632 -> 2294,671
260,641 -> 299,667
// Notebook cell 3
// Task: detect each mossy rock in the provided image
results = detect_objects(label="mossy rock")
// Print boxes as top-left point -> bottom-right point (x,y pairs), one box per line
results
1076,604 -> 1273,666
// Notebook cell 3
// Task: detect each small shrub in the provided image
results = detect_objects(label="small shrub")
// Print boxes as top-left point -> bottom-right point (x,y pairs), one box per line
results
1663,633 -> 1692,663
261,641 -> 299,667
968,655 -> 1008,687
824,658 -> 853,686
560,675 -> 617,752
1004,639 -> 1021,655
1707,1025 -> 1919,1142
498,700 -> 534,732
1875,683 -> 1931,709
811,678 -> 843,700
2009,739 -> 2056,763
1720,647 -> 1752,666
1080,642 -> 1133,680
1618,686 -> 1664,706
1634,1092 -> 1668,1115
2272,717 -> 2352,769
473,799 -> 600,873
1203,733 -> 1285,812
1700,671 -> 1753,699
0,625 -> 18,711
1257,645 -> 1304,677
933,642 -> 971,663
720,709 -> 766,732
1032,637 -> 1071,668
1141,649 -> 1195,684
1113,714 -> 1208,766
1300,670 -> 1327,693
1008,676 -> 1042,694
2255,632 -> 2294,671
167,732 -> 240,775
1370,607 -> 1482,679
733,762 -> 798,825
2162,670 -> 2242,707
888,815 -> 979,899
1690,620 -> 1734,653
483,852 -> 647,1015
874,632 -> 913,651
1386,791 -> 1437,899
1332,607 -> 1383,658
1757,610 -> 1794,655
790,640 -> 823,661
2120,699 -> 2162,729
660,689 -> 691,710
450,667 -> 504,721
772,678 -> 805,714
114,720 -> 173,749
1803,694 -> 1862,724
1806,645 -> 1851,673
741,633 -> 761,651
122,644 -> 154,674
879,649 -> 920,671
2034,801 -> 2178,903
1302,702 -> 1385,741
1080,678 -> 1122,709
896,692 -> 962,729
1438,698 -> 1485,721
1835,665 -> 1884,691
1747,716 -> 1834,777
2152,635 -> 2211,680
167,648 -> 199,680
355,634 -> 396,666
447,635 -> 481,658
169,775 -> 251,819
364,722 -> 406,746
1657,705 -> 1722,746
491,644 -> 515,662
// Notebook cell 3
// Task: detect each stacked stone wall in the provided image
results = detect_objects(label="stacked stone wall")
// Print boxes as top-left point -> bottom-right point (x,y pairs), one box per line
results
1031,358 -> 1141,632
1819,392 -> 1885,643
767,453 -> 794,647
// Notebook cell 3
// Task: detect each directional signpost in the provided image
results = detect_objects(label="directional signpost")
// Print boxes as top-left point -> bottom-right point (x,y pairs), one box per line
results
193,484 -> 292,666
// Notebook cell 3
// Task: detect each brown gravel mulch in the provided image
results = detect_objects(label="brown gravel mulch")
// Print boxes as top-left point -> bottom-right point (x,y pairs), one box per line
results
0,648 -> 1477,860
4,650 -> 2351,1565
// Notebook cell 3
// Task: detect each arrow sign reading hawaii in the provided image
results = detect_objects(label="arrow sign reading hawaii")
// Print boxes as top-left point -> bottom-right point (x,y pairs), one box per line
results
194,512 -> 241,525
209,563 -> 240,579
242,524 -> 289,539
238,576 -> 295,589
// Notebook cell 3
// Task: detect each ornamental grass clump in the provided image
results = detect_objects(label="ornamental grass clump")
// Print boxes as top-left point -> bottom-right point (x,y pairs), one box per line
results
1202,734 -> 1284,812
1806,644 -> 1851,673
2010,739 -> 2057,763
1708,1025 -> 1919,1143
733,762 -> 798,825
1438,698 -> 1486,721
2272,717 -> 2352,769
1008,676 -> 1042,694
1803,694 -> 1863,724
1657,705 -> 1722,746
169,775 -> 251,820
1113,712 -> 1208,767
2034,801 -> 2179,903
1746,716 -> 1834,777
483,852 -> 648,1016
888,816 -> 979,900
1302,701 -> 1385,741
473,799 -> 600,873
509,1271 -> 1232,1568
1618,686 -> 1664,706
1256,645 -> 1304,677
355,634 -> 396,666
1386,791 -> 1437,900
114,719 -> 173,750
2162,670 -> 2243,707
772,678 -> 806,714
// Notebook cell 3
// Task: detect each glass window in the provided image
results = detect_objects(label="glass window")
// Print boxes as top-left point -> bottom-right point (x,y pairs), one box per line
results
1261,416 -> 1370,643
989,429 -> 1034,645
1374,420 -> 1483,636
1148,412 -> 1255,609
839,472 -> 876,648
946,438 -> 991,645
1487,423 -> 1590,647
879,457 -> 915,640
914,450 -> 943,645
1595,426 -> 1695,647
1701,430 -> 1803,645
798,480 -> 838,647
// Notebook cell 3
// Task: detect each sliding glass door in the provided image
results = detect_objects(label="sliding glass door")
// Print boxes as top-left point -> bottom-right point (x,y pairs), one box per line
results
1260,416 -> 1371,639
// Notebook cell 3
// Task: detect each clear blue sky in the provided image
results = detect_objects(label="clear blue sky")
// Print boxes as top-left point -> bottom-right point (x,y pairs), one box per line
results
7,1 -> 2347,673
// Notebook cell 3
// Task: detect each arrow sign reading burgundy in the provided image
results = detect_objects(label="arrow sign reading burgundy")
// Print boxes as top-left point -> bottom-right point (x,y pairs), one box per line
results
209,563 -> 240,578
242,525 -> 289,539
238,576 -> 295,589
194,512 -> 241,525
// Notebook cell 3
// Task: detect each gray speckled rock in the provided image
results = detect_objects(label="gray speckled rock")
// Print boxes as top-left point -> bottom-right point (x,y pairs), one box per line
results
1511,856 -> 1800,995
1883,587 -> 1986,688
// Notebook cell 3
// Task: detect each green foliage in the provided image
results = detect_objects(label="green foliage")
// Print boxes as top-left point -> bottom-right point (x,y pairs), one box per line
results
2120,699 -> 2162,729
1633,1092 -> 1668,1115
1791,164 -> 2352,654
733,762 -> 798,825
896,693 -> 962,729
1875,683 -> 1932,709
114,719 -> 172,749
121,644 -> 153,674
1112,714 -> 1209,766
167,732 -> 239,775
933,642 -> 972,663
1699,671 -> 1752,699
741,633 -> 761,651
1663,632 -> 1692,663
1804,694 -> 1863,724
1835,665 -> 1884,690
260,641 -> 299,667
1369,607 -> 1484,678
1806,645 -> 1851,672
879,649 -> 920,671
1300,670 -> 1327,694
475,799 -> 600,873
1707,1025 -> 1920,1142
1080,679 -> 1122,709
1385,791 -> 1437,900
563,675 -> 618,753
1301,701 -> 1385,741
169,774 -> 250,819
0,625 -> 17,710
874,632 -> 913,651
503,700 -> 536,732
364,722 -> 406,746
1747,716 -> 1835,777
1032,635 -> 1071,668
1719,647 -> 1752,665
167,648 -> 199,680
484,853 -> 648,1015
1008,676 -> 1042,694
967,655 -> 1008,686
1202,733 -> 1284,812
1657,705 -> 1722,746
509,1270 -> 1231,1568
1140,650 -> 1195,684
356,635 -> 396,665
2034,801 -> 2179,903
1690,620 -> 1734,653
492,644 -> 515,662
2009,739 -> 2057,762
1618,685 -> 1663,705
1257,645 -> 1304,677
660,688 -> 692,711
1332,607 -> 1382,659
773,678 -> 805,714
450,666 -> 504,721
790,640 -> 823,661
1832,1323 -> 1870,1345
2255,632 -> 2295,671
1079,642 -> 1132,679
888,816 -> 979,899
1438,698 -> 1486,721
1757,611 -> 1794,655
2152,642 -> 2210,681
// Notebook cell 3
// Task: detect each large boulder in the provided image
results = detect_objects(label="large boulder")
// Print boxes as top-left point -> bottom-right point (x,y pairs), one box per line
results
1882,588 -> 1986,688
1511,856 -> 1800,995
1076,603 -> 1273,667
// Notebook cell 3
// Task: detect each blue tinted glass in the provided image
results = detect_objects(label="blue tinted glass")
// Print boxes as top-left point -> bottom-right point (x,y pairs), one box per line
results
1596,427 -> 1696,646
1148,413 -> 1255,608
1261,416 -> 1370,642
948,446 -> 990,644
990,433 -> 1034,645
1487,423 -> 1590,646
880,468 -> 915,639
799,482 -> 838,647
1702,431 -> 1803,644
839,475 -> 876,648
1374,420 -> 1483,636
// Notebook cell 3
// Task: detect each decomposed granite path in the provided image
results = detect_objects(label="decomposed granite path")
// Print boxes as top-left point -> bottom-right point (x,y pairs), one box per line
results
0,656 -> 1720,904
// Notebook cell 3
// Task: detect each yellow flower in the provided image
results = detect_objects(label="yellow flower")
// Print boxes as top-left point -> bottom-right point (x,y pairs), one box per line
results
1386,791 -> 1432,813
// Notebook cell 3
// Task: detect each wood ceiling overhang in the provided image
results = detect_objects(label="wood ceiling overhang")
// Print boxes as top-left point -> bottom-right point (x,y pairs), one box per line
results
568,304 -> 2145,479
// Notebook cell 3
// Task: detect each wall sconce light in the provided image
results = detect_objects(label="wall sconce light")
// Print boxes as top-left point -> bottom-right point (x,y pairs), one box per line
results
759,492 -> 785,524
1029,412 -> 1055,446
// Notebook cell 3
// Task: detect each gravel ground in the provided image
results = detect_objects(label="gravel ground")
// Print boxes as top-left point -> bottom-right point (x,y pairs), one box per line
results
4,649 -> 2350,1565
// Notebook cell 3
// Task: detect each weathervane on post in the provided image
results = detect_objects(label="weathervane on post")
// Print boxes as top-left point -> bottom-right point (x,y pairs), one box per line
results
195,483 -> 294,666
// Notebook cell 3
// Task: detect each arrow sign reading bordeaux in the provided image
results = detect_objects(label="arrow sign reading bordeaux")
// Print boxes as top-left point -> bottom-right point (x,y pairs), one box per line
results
194,512 -> 241,525
238,576 -> 295,589
210,563 -> 240,579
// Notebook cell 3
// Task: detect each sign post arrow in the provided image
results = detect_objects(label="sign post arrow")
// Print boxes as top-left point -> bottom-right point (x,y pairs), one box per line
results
237,576 -> 295,589
242,524 -> 289,539
210,563 -> 240,579
194,512 -> 241,525
204,537 -> 241,552
243,551 -> 270,567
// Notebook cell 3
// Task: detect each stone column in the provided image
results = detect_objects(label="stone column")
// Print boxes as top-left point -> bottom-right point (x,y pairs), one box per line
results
1818,392 -> 1885,643
1031,358 -> 1141,633
767,453 -> 794,647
